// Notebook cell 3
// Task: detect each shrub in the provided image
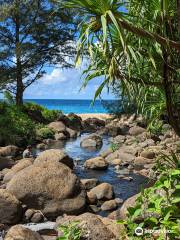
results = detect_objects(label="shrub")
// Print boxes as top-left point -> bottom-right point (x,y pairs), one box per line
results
36,127 -> 55,139
42,109 -> 61,123
118,153 -> 180,240
24,102 -> 62,123
57,221 -> 82,240
0,102 -> 36,146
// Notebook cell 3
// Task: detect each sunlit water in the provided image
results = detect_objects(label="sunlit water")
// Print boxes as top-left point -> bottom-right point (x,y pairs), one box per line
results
47,133 -> 148,213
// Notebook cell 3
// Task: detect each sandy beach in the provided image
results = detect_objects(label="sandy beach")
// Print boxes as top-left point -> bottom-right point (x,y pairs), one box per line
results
78,113 -> 112,120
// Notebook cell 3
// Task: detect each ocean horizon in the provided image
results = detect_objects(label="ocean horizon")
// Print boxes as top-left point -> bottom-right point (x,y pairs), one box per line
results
24,99 -> 116,114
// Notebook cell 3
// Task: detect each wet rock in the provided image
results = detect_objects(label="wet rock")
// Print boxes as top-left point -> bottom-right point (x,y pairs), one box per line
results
48,121 -> 66,133
129,126 -> 146,136
81,135 -> 103,149
34,149 -> 74,169
89,205 -> 101,213
140,150 -> 156,159
87,191 -> 97,205
7,161 -> 86,219
81,178 -> 99,190
111,135 -> 126,144
0,189 -> 22,224
0,145 -> 19,157
101,200 -> 117,211
117,176 -> 133,181
3,158 -> 33,183
5,225 -> 44,240
67,113 -> 83,131
115,198 -> 124,205
106,126 -> 123,137
110,159 -> 122,166
89,183 -> 114,200
84,157 -> 108,170
31,212 -> 43,223
106,151 -> 135,164
134,156 -> 155,166
56,213 -> 124,240
25,209 -> 35,221
83,118 -> 105,131
54,132 -> 67,141
0,157 -> 14,171
66,128 -> 78,138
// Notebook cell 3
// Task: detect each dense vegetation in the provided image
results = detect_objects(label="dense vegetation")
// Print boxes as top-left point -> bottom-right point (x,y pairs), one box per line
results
0,93 -> 61,146
118,153 -> 180,239
64,0 -> 180,136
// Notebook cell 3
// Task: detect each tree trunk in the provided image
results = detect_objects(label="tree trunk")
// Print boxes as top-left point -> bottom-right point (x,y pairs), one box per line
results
163,50 -> 180,136
16,73 -> 23,105
177,0 -> 180,36
15,0 -> 24,106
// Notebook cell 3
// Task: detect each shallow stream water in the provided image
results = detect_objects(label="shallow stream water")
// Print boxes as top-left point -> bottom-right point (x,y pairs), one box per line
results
48,133 -> 148,204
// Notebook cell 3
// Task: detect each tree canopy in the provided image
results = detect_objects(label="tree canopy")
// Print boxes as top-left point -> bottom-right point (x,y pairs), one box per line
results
0,0 -> 77,105
64,0 -> 180,135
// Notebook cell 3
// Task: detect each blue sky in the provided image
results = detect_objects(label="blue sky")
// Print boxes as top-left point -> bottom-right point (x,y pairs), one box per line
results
23,67 -> 115,100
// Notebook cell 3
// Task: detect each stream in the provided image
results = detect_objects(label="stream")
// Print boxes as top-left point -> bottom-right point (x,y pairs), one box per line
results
47,133 -> 148,205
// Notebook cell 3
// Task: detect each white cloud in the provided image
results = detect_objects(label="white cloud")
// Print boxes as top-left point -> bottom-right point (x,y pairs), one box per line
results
40,69 -> 67,85
24,66 -> 114,100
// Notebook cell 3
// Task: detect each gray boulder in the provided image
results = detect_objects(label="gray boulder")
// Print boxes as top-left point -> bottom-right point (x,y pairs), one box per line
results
56,213 -> 124,240
81,178 -> 99,190
81,135 -> 103,149
5,225 -> 44,240
0,145 -> 19,157
3,158 -> 33,183
0,189 -> 22,224
48,121 -> 66,133
89,183 -> 114,200
34,149 -> 74,169
101,200 -> 118,211
7,161 -> 86,219
84,157 -> 108,170
129,126 -> 146,136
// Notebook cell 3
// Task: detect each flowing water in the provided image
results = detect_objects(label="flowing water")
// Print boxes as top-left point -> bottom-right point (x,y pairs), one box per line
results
48,133 -> 148,205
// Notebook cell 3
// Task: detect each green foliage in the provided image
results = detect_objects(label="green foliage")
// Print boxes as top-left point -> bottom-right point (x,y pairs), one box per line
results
24,102 -> 62,123
57,221 -> 82,240
42,109 -> 61,123
0,101 -> 36,146
0,97 -> 61,146
118,153 -> 180,240
0,0 -> 76,104
36,127 -> 55,140
64,0 -> 180,135
110,143 -> 120,152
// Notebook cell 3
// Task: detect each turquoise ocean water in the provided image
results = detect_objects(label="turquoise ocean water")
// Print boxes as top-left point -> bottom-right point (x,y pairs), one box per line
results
25,99 -> 114,114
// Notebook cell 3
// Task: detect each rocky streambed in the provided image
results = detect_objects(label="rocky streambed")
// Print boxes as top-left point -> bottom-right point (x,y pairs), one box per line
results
0,114 -> 179,240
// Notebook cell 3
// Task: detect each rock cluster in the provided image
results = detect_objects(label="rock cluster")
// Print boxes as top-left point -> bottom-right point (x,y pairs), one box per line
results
0,113 -> 180,240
